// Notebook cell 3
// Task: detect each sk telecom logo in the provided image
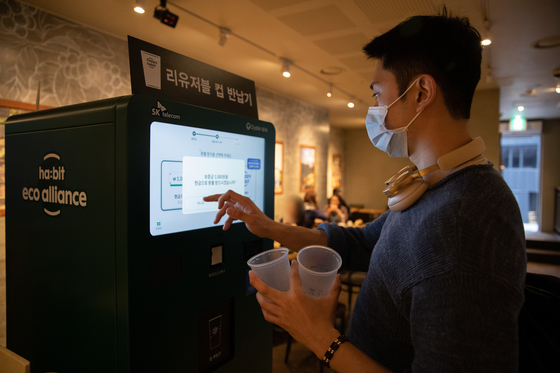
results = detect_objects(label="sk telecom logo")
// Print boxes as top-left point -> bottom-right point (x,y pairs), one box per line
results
21,153 -> 87,216
152,101 -> 180,119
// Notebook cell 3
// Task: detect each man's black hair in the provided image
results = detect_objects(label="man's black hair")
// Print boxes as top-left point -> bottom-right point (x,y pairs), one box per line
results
363,7 -> 482,119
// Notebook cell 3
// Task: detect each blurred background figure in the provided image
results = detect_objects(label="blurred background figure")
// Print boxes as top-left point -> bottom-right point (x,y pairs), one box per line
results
324,194 -> 348,224
332,188 -> 350,213
280,195 -> 306,227
303,191 -> 327,228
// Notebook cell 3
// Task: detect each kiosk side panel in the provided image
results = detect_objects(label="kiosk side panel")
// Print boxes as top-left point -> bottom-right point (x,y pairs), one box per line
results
6,123 -> 118,372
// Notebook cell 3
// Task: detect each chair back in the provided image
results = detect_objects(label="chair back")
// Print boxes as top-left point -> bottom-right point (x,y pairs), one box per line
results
0,345 -> 30,373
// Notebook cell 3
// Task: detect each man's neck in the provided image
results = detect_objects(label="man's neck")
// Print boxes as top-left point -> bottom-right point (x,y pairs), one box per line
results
409,118 -> 472,185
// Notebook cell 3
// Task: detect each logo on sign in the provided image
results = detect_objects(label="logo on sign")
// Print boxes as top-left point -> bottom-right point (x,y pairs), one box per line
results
21,153 -> 88,217
146,57 -> 158,69
152,101 -> 180,119
245,122 -> 268,133
140,50 -> 161,90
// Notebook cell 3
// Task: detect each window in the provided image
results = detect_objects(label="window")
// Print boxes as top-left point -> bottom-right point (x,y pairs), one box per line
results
522,146 -> 537,168
500,135 -> 541,232
511,147 -> 520,168
501,146 -> 509,168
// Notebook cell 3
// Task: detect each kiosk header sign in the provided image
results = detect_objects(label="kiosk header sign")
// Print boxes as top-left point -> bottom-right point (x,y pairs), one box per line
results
128,36 -> 258,119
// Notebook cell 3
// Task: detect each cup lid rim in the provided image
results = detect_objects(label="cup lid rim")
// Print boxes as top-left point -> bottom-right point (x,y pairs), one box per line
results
247,248 -> 289,268
296,245 -> 342,275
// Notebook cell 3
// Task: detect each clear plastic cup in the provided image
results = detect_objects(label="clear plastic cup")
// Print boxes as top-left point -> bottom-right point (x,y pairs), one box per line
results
297,245 -> 342,298
247,248 -> 291,292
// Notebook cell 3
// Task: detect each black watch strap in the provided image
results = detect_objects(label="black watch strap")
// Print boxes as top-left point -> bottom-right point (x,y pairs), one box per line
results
321,335 -> 349,367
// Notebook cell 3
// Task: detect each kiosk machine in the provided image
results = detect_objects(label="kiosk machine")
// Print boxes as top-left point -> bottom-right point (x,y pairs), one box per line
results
5,94 -> 275,372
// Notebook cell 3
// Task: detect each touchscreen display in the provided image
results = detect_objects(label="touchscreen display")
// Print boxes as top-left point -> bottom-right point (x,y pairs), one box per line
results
150,121 -> 265,236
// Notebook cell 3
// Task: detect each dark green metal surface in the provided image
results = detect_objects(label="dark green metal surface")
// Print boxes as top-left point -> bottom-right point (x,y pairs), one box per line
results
5,95 -> 275,372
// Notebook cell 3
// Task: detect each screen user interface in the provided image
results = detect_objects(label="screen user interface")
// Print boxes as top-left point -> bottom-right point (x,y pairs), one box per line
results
150,121 -> 265,236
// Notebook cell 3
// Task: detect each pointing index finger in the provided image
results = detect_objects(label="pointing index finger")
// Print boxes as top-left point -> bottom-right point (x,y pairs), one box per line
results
217,190 -> 241,209
203,193 -> 222,202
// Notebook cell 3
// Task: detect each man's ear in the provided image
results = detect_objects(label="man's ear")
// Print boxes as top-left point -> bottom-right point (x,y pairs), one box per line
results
415,74 -> 436,112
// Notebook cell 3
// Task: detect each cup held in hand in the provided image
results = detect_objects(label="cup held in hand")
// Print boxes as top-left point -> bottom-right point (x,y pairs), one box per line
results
247,248 -> 291,292
297,245 -> 342,298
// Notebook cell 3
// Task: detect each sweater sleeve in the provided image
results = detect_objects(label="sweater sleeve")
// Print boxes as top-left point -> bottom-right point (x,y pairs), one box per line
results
404,271 -> 524,373
317,211 -> 390,272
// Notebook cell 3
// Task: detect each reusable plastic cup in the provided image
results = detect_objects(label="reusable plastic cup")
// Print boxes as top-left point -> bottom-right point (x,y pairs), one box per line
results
247,248 -> 291,292
297,245 -> 342,298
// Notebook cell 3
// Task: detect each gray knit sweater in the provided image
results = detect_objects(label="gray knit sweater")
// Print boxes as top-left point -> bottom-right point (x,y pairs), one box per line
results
318,164 -> 526,372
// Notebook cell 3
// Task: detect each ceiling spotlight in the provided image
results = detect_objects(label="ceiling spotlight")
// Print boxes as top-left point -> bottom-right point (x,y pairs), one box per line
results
347,102 -> 354,108
134,0 -> 145,14
556,85 -> 560,93
280,58 -> 292,78
480,7 -> 492,46
219,27 -> 232,47
327,84 -> 333,97
154,0 -> 179,28
518,105 -> 524,111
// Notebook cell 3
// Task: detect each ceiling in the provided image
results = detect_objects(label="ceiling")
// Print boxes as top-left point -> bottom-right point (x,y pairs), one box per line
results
22,0 -> 560,127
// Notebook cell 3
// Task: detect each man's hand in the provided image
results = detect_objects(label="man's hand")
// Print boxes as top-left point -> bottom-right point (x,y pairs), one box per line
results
204,190 -> 328,251
249,260 -> 342,359
203,190 -> 274,237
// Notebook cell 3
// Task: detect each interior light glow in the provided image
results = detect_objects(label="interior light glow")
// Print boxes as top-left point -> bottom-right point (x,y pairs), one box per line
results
517,105 -> 524,111
134,0 -> 145,14
347,102 -> 354,108
481,38 -> 492,46
280,58 -> 292,78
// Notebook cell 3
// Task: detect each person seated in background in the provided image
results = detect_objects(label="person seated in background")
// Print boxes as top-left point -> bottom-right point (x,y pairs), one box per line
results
332,188 -> 350,213
324,195 -> 348,224
280,195 -> 307,227
303,191 -> 327,228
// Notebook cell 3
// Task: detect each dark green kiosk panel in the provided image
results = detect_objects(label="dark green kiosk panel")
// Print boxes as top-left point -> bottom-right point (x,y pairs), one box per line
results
5,95 -> 275,372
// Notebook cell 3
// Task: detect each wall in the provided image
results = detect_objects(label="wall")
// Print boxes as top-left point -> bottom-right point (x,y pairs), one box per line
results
343,88 -> 501,209
256,87 -> 330,221
343,128 -> 411,209
327,126 -> 345,198
0,0 -> 131,106
541,118 -> 560,233
469,88 -> 501,168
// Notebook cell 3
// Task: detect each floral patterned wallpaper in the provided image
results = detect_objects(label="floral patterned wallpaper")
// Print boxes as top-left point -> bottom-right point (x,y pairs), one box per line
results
256,87 -> 331,221
0,0 -> 131,107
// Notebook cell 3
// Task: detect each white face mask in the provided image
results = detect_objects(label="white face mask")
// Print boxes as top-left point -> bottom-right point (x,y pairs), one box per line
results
365,77 -> 424,157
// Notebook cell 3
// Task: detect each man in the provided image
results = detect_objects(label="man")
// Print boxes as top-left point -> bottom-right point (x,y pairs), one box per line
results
204,9 -> 526,373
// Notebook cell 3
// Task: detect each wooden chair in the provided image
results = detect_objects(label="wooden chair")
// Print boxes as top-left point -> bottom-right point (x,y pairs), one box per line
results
0,345 -> 30,373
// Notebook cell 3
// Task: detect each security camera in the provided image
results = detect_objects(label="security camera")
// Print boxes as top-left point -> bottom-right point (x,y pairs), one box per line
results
554,67 -> 560,78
